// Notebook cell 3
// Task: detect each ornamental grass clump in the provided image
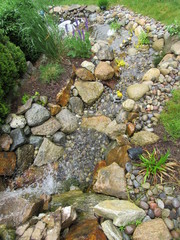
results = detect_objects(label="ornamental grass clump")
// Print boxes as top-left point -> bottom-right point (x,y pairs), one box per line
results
64,18 -> 92,58
136,149 -> 178,184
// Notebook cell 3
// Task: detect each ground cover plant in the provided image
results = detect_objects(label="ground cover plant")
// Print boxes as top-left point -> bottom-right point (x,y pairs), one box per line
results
40,63 -> 64,84
160,88 -> 180,140
110,20 -> 121,31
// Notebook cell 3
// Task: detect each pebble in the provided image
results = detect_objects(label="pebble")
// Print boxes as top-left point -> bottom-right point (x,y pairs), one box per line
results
164,218 -> 174,230
142,182 -> 150,189
172,198 -> 180,209
162,209 -> 170,218
143,216 -> 151,222
156,199 -> 164,209
125,225 -> 136,235
148,209 -> 155,219
122,231 -> 130,240
169,209 -> 177,220
133,180 -> 140,188
164,186 -> 173,195
154,207 -> 162,217
125,162 -> 133,172
139,201 -> 149,210
149,202 -> 158,210
158,192 -> 166,200
171,230 -> 180,239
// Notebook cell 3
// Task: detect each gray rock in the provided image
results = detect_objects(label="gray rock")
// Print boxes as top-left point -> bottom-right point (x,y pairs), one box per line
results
125,162 -> 133,173
101,220 -> 123,240
10,128 -> 26,151
164,218 -> 174,230
24,125 -> 31,136
97,45 -> 114,61
1,124 -> 11,134
69,97 -> 84,115
89,13 -> 97,22
93,162 -> 127,199
172,198 -> 180,208
31,117 -> 61,136
56,109 -> 78,134
17,98 -> 33,115
34,138 -> 64,166
16,144 -> 34,172
25,103 -> 50,127
139,201 -> 149,210
94,200 -> 146,227
122,99 -> 135,111
157,199 -> 165,209
164,186 -> 173,195
116,109 -> 128,123
74,80 -> 104,105
10,114 -> 26,129
29,136 -> 43,148
52,132 -> 66,146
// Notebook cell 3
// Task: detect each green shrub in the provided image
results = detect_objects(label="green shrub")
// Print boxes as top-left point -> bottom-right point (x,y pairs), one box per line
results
64,32 -> 91,58
40,63 -> 64,84
160,89 -> 180,140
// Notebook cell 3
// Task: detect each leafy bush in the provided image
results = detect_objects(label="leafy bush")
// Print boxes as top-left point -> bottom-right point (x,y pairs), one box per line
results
136,149 -> 178,184
40,63 -> 64,83
0,30 -> 26,123
160,89 -> 180,140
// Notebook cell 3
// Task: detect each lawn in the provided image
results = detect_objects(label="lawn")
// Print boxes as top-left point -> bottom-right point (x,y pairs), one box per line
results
35,0 -> 180,25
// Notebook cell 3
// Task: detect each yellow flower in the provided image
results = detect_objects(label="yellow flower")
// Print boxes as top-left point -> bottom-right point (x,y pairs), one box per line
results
116,90 -> 123,98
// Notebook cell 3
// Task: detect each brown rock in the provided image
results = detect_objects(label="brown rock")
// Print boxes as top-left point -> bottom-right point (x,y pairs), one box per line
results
115,135 -> 130,146
48,103 -> 61,116
93,160 -> 107,182
133,218 -> 171,240
0,152 -> 16,176
81,115 -> 111,133
56,79 -> 73,106
111,60 -> 120,77
106,145 -> 131,168
93,162 -> 127,199
31,117 -> 61,136
65,219 -> 107,240
0,134 -> 13,151
17,98 -> 33,115
127,123 -> 135,137
128,112 -> 139,122
149,202 -> 158,210
154,207 -> 162,217
76,68 -> 95,81
95,61 -> 115,80
171,230 -> 180,239
40,194 -> 52,211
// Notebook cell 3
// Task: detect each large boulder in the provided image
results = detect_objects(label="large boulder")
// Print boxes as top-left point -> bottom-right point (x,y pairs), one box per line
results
0,152 -> 16,176
31,117 -> 61,136
94,200 -> 146,227
34,138 -> 64,166
74,80 -> 104,105
130,131 -> 160,146
95,62 -> 114,81
93,162 -> 127,199
127,84 -> 149,101
133,218 -> 171,240
142,68 -> 160,81
56,109 -> 78,134
25,104 -> 50,127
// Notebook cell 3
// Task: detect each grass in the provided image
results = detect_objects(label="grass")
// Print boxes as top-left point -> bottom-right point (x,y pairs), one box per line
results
40,63 -> 64,84
160,89 -> 180,140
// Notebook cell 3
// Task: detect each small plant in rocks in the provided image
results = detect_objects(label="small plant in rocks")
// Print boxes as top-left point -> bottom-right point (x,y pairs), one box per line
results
64,19 -> 92,58
110,20 -> 121,31
21,93 -> 30,104
136,31 -> 150,47
136,149 -> 178,184
39,62 -> 64,84
166,20 -> 180,37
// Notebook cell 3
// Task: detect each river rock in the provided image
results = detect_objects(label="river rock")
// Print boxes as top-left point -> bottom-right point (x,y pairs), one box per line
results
142,68 -> 160,81
127,84 -> 149,101
133,218 -> 171,240
101,220 -> 123,240
105,120 -> 126,139
29,136 -> 43,148
31,117 -> 61,136
94,200 -> 146,227
93,162 -> 127,199
10,128 -> 26,151
74,80 -> 104,105
69,97 -> 84,115
0,152 -> 16,176
81,60 -> 95,73
10,114 -> 26,129
152,39 -> 164,51
95,61 -> 115,80
56,109 -> 78,134
16,144 -> 34,172
130,131 -> 159,146
34,138 -> 64,166
122,99 -> 135,111
0,195 -> 43,227
75,68 -> 95,81
25,104 -> 50,127
17,98 -> 33,115
52,132 -> 66,145
171,41 -> 180,55
0,134 -> 12,151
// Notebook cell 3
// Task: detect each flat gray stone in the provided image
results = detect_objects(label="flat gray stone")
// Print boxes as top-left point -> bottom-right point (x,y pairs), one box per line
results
34,138 -> 64,166
25,104 -> 50,127
17,98 -> 33,115
29,136 -> 43,148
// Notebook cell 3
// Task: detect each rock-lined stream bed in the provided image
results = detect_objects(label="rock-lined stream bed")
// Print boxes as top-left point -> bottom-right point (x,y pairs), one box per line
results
0,4 -> 180,240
